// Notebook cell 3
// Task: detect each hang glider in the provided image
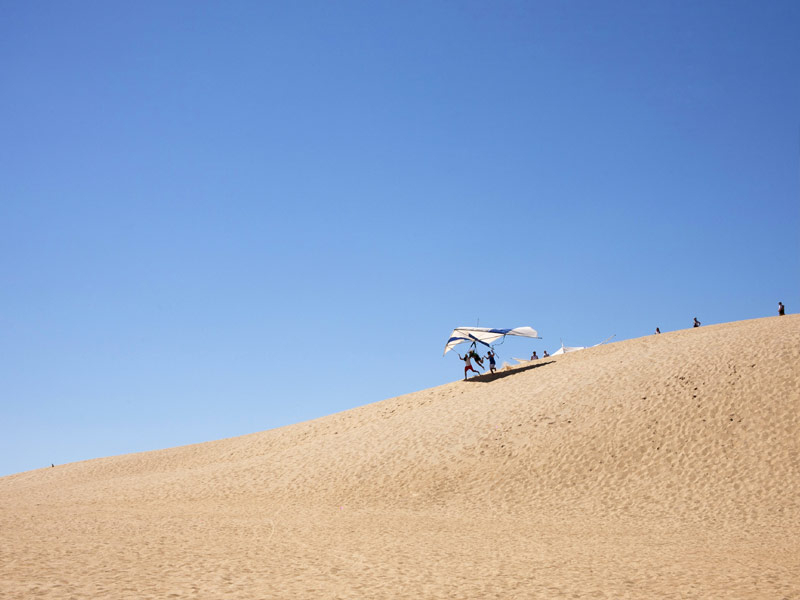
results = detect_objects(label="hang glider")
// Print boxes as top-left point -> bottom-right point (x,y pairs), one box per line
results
551,343 -> 585,356
443,326 -> 540,356
551,334 -> 616,355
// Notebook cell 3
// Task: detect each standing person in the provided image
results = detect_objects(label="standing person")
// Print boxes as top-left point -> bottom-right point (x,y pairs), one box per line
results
458,352 -> 480,380
655,327 -> 661,334
486,349 -> 497,374
779,301 -> 785,316
693,317 -> 701,328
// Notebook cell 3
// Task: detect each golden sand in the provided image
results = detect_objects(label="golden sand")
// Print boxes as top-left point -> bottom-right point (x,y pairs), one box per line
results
2,316 -> 798,599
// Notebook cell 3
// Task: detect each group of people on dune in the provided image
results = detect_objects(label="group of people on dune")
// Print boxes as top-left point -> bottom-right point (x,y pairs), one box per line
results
461,302 -> 788,381
457,346 -> 551,380
457,347 -> 494,379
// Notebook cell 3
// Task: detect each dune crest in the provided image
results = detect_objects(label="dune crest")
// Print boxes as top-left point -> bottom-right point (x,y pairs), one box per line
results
2,316 -> 799,599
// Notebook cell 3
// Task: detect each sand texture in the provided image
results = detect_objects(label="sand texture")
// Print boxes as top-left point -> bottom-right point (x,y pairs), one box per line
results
2,316 -> 799,599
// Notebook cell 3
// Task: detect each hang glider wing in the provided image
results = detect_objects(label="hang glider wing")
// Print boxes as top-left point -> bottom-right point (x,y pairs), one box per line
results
551,335 -> 615,355
443,326 -> 540,356
551,344 -> 585,356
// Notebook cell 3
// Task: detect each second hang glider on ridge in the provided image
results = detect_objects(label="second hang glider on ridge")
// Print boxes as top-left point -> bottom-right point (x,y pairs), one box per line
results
551,335 -> 616,355
443,326 -> 541,355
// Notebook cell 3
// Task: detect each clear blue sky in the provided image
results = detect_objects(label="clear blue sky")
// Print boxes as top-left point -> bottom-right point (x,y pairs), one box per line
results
2,1 -> 798,476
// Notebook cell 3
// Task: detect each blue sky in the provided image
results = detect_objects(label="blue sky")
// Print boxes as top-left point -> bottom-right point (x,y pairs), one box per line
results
2,1 -> 798,476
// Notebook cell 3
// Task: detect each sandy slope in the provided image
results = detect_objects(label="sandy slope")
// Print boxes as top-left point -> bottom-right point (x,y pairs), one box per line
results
1,316 -> 798,599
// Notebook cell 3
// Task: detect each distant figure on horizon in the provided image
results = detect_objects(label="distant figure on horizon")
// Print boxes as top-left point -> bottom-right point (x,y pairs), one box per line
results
531,350 -> 539,360
486,349 -> 496,374
779,301 -> 785,316
693,317 -> 701,328
655,327 -> 661,334
542,350 -> 550,358
458,352 -> 480,380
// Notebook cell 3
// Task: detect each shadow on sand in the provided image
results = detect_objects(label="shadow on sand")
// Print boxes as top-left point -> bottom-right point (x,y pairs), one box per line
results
463,360 -> 555,383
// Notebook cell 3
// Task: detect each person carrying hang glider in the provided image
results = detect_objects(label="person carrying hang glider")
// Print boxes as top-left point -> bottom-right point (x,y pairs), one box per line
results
458,352 -> 481,379
467,345 -> 484,368
486,349 -> 497,373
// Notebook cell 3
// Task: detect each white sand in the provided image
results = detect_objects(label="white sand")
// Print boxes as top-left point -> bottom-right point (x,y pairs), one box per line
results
2,315 -> 799,599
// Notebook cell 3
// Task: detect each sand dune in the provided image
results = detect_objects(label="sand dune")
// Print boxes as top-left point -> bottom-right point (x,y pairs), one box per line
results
2,316 -> 799,599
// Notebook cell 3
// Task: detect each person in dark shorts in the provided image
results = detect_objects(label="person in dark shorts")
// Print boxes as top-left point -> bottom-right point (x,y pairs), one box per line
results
779,301 -> 785,316
468,348 -> 484,369
486,349 -> 497,374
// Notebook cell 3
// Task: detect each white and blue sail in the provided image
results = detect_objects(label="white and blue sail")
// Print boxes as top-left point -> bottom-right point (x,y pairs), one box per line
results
443,326 -> 540,355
